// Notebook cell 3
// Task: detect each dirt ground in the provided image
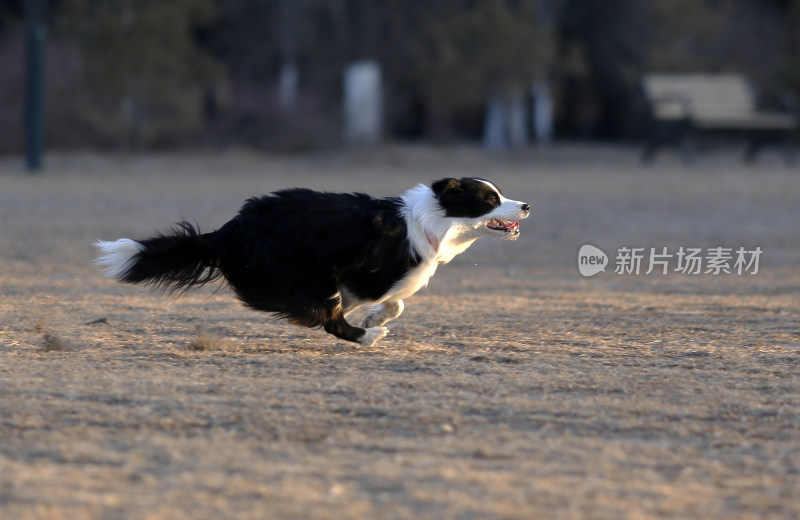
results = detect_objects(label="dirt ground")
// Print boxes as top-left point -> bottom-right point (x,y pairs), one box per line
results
1,146 -> 798,519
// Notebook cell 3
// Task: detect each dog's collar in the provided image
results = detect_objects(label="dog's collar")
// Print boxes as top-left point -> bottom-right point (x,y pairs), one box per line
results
425,229 -> 439,253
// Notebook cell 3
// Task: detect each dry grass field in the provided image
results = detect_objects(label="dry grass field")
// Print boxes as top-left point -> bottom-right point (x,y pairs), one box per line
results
1,146 -> 798,519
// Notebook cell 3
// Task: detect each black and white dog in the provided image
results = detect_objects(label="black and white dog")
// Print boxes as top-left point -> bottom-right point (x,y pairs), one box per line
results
95,178 -> 530,346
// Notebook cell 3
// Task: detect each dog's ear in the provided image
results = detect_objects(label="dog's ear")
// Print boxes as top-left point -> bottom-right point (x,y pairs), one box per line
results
431,178 -> 462,199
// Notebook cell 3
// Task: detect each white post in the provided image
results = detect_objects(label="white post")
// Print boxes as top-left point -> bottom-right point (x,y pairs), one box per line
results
343,61 -> 383,145
508,88 -> 528,148
483,88 -> 528,150
279,62 -> 298,113
532,81 -> 554,146
483,94 -> 506,150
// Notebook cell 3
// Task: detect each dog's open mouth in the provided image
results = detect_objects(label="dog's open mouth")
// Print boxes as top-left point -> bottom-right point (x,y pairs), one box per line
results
487,218 -> 520,237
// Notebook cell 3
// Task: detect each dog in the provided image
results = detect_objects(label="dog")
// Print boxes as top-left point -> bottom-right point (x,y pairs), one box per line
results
95,177 -> 530,346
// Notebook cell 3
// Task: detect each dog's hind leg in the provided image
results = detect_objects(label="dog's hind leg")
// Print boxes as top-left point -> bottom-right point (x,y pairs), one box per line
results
324,309 -> 388,347
361,300 -> 404,328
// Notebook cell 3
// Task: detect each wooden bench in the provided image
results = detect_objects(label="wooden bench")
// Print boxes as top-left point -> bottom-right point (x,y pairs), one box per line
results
641,74 -> 797,165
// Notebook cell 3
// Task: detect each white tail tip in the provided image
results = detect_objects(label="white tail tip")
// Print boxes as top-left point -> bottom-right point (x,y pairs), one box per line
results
93,238 -> 144,279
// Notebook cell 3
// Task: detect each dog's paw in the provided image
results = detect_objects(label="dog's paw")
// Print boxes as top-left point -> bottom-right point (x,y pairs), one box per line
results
358,327 -> 389,347
361,314 -> 384,329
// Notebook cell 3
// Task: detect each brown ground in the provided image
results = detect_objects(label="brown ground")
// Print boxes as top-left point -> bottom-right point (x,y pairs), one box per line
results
1,146 -> 798,519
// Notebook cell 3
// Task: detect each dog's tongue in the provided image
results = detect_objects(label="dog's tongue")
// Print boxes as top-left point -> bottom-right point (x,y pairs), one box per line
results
490,219 -> 518,231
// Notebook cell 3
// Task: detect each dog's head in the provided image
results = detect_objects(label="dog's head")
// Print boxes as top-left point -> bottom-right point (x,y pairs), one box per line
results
431,177 -> 530,240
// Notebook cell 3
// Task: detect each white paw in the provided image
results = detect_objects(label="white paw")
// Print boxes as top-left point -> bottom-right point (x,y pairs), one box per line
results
361,314 -> 385,328
358,327 -> 389,347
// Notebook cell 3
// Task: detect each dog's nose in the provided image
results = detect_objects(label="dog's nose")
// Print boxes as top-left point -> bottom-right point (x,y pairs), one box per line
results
521,203 -> 531,212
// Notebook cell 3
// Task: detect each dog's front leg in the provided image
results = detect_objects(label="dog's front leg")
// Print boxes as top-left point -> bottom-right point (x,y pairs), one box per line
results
361,300 -> 404,328
324,310 -> 388,346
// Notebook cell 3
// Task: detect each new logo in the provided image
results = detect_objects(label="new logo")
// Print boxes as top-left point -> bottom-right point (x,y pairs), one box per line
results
578,244 -> 608,277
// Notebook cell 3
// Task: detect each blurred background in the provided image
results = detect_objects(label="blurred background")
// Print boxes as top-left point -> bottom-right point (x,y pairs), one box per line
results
1,0 -> 799,155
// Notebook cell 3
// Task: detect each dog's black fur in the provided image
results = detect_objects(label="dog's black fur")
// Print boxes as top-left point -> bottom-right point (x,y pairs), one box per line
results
121,189 -> 420,343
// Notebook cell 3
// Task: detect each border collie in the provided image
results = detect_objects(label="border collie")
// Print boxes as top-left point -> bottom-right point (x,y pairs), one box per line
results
95,178 -> 530,346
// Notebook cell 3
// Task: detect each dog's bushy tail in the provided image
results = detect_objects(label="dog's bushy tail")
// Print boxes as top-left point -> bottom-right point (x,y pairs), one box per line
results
94,222 -> 222,294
